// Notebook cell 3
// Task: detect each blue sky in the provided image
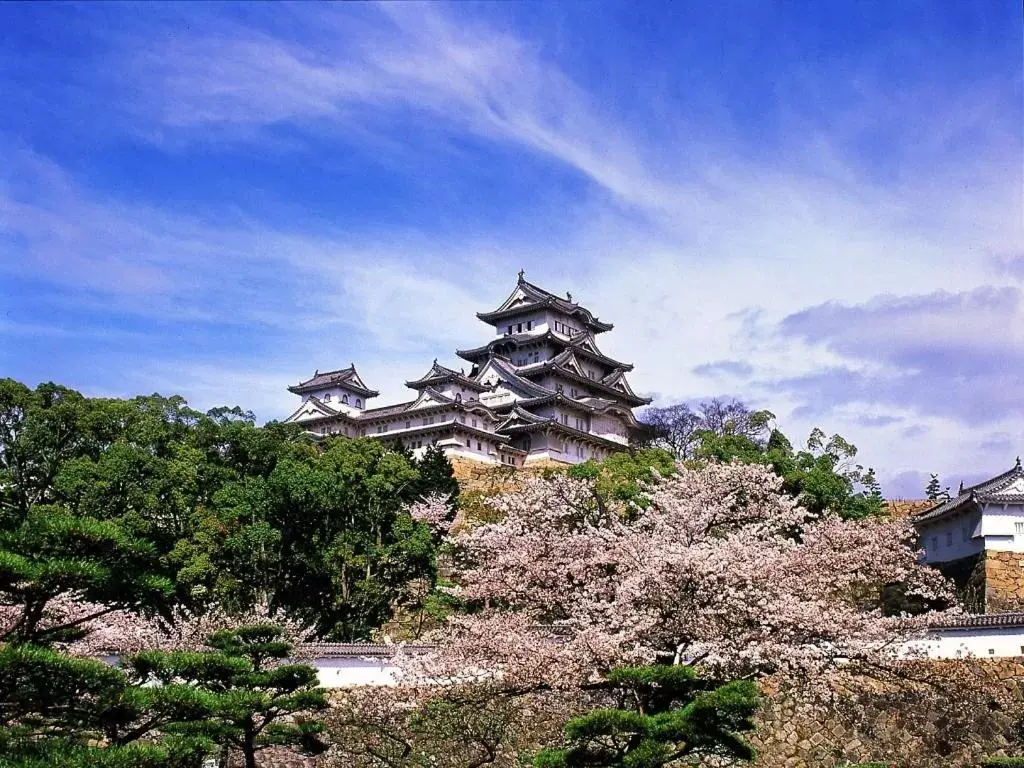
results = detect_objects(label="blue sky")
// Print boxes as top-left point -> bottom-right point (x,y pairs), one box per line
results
1,1 -> 1021,497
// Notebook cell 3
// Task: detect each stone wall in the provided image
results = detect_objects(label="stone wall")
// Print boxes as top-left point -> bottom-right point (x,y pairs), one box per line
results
748,659 -> 1024,767
985,551 -> 1024,613
448,455 -> 566,497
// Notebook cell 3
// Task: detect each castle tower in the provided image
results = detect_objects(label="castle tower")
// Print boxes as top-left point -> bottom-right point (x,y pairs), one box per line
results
285,272 -> 650,466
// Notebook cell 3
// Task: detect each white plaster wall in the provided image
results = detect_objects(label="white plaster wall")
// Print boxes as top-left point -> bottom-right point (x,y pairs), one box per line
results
980,504 -> 1024,551
918,513 -> 983,564
918,507 -> 1024,563
902,627 -> 1024,660
494,311 -> 546,338
301,386 -> 365,416
312,658 -> 404,688
592,414 -> 629,445
448,432 -> 502,463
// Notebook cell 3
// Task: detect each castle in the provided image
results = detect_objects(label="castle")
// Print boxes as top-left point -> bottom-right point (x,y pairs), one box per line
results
284,272 -> 650,466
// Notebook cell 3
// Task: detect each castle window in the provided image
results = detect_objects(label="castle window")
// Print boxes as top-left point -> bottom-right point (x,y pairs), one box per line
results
555,384 -> 563,393
323,393 -> 332,402
587,370 -> 594,379
931,536 -> 938,550
472,419 -> 477,428
356,399 -> 361,408
455,393 -> 462,402
945,531 -> 952,546
527,320 -> 532,330
1016,523 -> 1024,534
507,325 -> 513,335
342,394 -> 349,404
517,323 -> 522,333
477,442 -> 482,450
466,439 -> 471,447
562,441 -> 568,454
405,420 -> 411,429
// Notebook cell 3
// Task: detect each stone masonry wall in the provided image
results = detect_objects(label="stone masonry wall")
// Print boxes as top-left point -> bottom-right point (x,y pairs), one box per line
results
985,551 -> 1024,613
448,455 -> 567,497
748,659 -> 1024,768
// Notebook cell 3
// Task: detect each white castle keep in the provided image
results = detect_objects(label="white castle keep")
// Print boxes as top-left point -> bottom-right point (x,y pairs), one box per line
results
284,272 -> 650,466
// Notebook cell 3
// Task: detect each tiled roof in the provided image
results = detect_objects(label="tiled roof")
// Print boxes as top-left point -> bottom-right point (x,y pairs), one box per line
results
457,329 -> 632,370
288,365 -> 379,397
297,642 -> 435,658
914,458 -> 1024,524
361,400 -> 417,418
406,360 -> 490,392
522,361 -> 652,406
477,274 -> 614,333
929,612 -> 1024,630
477,357 -> 556,398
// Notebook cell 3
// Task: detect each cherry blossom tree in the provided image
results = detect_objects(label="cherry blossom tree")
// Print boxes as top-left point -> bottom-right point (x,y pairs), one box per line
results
407,461 -> 955,690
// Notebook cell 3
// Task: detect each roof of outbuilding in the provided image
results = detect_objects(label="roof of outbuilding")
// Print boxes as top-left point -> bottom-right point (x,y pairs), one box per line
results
297,642 -> 436,658
914,458 -> 1024,524
929,612 -> 1024,630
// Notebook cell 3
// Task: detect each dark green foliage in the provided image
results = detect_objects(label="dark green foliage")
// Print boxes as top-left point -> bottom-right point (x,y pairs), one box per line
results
244,438 -> 436,639
533,664 -> 760,767
0,378 -> 442,641
640,398 -> 884,519
982,759 -> 1024,766
925,473 -> 949,501
0,736 -> 209,768
178,624 -> 328,768
415,444 -> 460,505
0,643 -> 212,768
0,626 -> 326,768
567,448 -> 677,508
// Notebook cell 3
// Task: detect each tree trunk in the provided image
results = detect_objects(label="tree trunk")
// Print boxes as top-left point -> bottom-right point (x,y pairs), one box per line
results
242,743 -> 257,768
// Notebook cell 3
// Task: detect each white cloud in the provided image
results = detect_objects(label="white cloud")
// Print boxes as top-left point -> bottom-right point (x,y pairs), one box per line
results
4,4 -> 1022,497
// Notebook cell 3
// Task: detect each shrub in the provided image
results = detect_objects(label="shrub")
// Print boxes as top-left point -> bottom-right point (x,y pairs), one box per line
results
982,759 -> 1024,767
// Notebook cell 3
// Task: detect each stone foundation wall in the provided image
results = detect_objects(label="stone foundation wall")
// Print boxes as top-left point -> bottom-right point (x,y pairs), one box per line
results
985,551 -> 1024,613
449,455 -> 566,497
748,659 -> 1024,768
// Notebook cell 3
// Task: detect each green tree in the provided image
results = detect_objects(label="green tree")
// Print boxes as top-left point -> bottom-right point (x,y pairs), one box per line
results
415,444 -> 460,505
224,438 -> 435,639
0,378 -> 443,642
567,448 -> 677,508
0,643 -> 212,768
639,398 -> 885,519
533,665 -> 760,768
195,624 -> 327,768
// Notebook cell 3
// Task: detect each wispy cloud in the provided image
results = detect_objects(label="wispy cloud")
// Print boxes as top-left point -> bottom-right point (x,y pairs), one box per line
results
2,3 -> 1021,496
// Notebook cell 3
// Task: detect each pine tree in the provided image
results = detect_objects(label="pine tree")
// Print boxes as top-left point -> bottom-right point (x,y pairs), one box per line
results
925,474 -> 942,500
196,625 -> 327,768
415,445 -> 460,505
533,665 -> 760,768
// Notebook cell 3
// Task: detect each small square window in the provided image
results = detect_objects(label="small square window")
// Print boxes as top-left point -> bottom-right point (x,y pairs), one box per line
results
989,649 -> 996,655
